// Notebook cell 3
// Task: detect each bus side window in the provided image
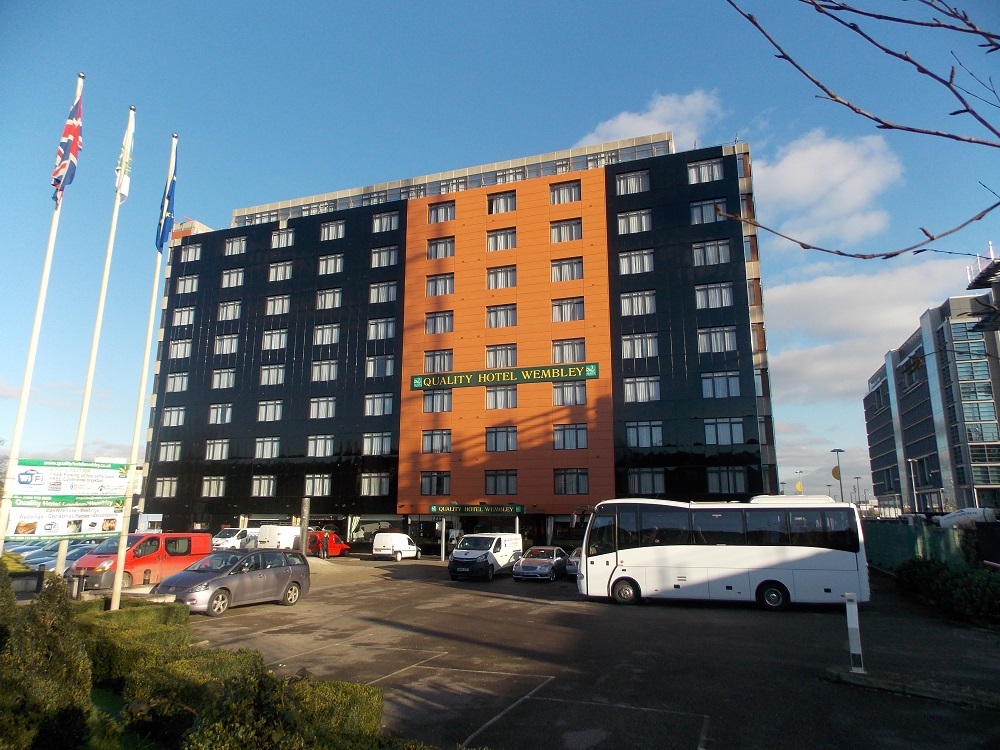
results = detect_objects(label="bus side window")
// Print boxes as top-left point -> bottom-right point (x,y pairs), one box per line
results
824,510 -> 859,553
745,510 -> 788,545
789,510 -> 825,548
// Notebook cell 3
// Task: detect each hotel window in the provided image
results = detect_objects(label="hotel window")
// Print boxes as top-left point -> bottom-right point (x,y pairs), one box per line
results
313,323 -> 340,346
747,279 -> 762,306
311,360 -> 338,382
367,317 -> 395,340
255,437 -> 280,459
628,468 -> 665,495
554,469 -> 589,495
257,400 -> 282,422
260,364 -> 285,386
486,344 -> 516,369
553,381 -> 586,406
550,180 -> 581,204
429,201 -> 455,223
486,470 -> 517,496
616,170 -> 649,195
271,228 -> 294,248
172,306 -> 195,327
619,248 -> 654,275
552,338 -> 585,363
318,253 -> 344,275
162,406 -> 185,427
425,310 -> 454,334
552,297 -> 584,322
422,429 -> 452,453
154,477 -> 177,497
364,393 -> 393,416
487,228 -> 516,251
205,439 -> 229,461
618,209 -> 652,235
702,371 -> 741,398
624,376 -> 660,403
169,339 -> 192,359
691,198 -> 726,224
372,211 -> 399,232
496,167 -> 525,184
361,472 -> 391,496
688,158 -> 723,184
208,403 -> 232,425
695,282 -> 734,309
744,235 -> 757,262
317,288 -> 343,310
486,426 -> 517,452
551,257 -> 583,282
551,219 -> 583,243
486,304 -> 516,329
622,332 -> 658,359
370,280 -> 397,304
305,474 -> 331,496
706,417 -> 744,445
620,290 -> 656,316
426,274 -> 454,297
268,261 -> 293,281
307,435 -> 335,458
214,334 -> 238,355
423,350 -> 452,373
166,372 -> 189,393
707,467 -> 747,494
488,191 -> 516,214
693,239 -> 731,266
202,476 -> 226,498
309,396 -> 336,419
428,237 -> 455,259
487,265 -> 516,289
554,423 -> 588,450
423,389 -> 452,413
265,295 -> 290,316
218,300 -> 241,321
363,432 -> 392,456
179,244 -> 201,263
212,368 -> 235,389
626,420 -> 663,447
224,236 -> 246,256
371,245 -> 398,267
420,472 -> 451,496
252,475 -> 276,497
175,275 -> 198,294
262,329 -> 287,351
221,268 -> 244,288
367,354 -> 395,377
698,326 -> 737,354
320,219 -> 345,241
159,441 -> 182,461
486,387 -> 516,412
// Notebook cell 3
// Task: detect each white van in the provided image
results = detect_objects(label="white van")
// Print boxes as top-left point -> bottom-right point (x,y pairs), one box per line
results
448,532 -> 523,581
256,525 -> 301,550
372,532 -> 421,561
212,527 -> 260,550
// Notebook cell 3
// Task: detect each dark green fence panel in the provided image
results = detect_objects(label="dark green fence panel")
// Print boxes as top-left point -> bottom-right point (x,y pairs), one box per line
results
863,521 -> 965,570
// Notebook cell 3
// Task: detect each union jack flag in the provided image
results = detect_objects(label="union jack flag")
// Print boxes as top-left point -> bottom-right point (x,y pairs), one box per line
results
51,85 -> 83,202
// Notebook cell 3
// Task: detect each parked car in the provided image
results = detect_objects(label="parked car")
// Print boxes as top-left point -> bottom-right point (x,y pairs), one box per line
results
31,544 -> 94,572
212,527 -> 260,550
307,531 -> 350,558
19,537 -> 102,563
371,532 -> 421,561
66,532 -> 213,590
512,546 -> 569,581
152,548 -> 311,616
448,532 -> 522,581
565,547 -> 582,578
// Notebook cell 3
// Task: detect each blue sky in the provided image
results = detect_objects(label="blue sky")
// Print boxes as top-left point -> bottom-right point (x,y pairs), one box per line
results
1,0 -> 997,502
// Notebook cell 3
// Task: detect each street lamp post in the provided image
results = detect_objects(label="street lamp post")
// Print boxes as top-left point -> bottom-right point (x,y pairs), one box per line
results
831,449 -> 846,502
779,481 -> 786,495
907,458 -> 919,514
826,484 -> 833,498
795,470 -> 804,494
854,476 -> 862,509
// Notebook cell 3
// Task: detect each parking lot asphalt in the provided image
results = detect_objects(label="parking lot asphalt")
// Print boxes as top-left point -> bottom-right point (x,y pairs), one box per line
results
187,556 -> 1000,750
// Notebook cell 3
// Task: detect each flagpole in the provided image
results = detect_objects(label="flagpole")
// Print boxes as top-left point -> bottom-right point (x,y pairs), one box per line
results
0,73 -> 84,558
110,133 -> 176,611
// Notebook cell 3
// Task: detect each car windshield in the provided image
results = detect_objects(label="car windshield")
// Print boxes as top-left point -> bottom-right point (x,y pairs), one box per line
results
92,535 -> 138,554
213,528 -> 240,539
523,548 -> 554,559
456,537 -> 492,551
186,553 -> 242,573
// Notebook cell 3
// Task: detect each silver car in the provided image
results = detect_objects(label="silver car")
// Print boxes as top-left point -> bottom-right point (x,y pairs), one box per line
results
512,546 -> 569,581
152,549 -> 310,616
565,547 -> 582,578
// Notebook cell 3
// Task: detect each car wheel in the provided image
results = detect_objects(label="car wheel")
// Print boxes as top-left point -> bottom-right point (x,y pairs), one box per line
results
341,549 -> 350,557
548,569 -> 556,582
756,581 -> 789,611
122,572 -> 133,588
485,565 -> 495,582
415,549 -> 421,560
394,551 -> 402,562
208,590 -> 230,616
612,578 -> 640,605
281,582 -> 301,606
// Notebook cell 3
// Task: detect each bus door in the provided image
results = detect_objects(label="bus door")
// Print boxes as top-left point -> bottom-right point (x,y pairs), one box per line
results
583,511 -> 619,597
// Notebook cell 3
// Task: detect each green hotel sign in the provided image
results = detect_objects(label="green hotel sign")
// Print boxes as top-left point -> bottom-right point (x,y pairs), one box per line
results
412,363 -> 598,390
429,504 -> 524,515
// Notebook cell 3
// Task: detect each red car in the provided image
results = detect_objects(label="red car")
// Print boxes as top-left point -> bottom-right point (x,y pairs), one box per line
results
307,531 -> 350,558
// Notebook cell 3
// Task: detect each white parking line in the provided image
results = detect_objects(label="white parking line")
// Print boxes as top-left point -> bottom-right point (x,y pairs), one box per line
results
462,675 -> 556,748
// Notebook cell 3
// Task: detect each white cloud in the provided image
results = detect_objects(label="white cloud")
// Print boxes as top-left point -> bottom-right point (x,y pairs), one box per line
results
575,91 -> 724,151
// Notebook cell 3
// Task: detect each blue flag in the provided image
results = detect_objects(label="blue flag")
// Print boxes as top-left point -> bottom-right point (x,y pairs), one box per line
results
155,138 -> 177,252
52,81 -> 84,202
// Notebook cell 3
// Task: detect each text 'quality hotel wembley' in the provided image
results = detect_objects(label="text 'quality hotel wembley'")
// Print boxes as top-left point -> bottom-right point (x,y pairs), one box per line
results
142,133 -> 778,544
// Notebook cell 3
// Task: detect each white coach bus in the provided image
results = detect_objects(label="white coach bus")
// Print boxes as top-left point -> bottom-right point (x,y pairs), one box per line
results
576,496 -> 869,610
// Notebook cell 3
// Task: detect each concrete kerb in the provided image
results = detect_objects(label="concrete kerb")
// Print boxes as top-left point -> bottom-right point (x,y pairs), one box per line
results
826,665 -> 1000,712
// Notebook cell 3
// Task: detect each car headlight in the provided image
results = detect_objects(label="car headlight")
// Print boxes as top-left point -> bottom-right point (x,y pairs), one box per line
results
186,582 -> 210,593
94,559 -> 114,572
476,553 -> 488,562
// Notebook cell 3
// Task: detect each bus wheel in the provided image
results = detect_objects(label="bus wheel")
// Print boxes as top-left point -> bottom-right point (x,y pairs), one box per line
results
612,578 -> 640,605
756,581 -> 789,611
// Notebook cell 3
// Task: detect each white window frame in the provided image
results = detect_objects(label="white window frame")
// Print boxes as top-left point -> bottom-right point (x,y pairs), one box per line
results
616,170 -> 649,195
550,180 -> 581,204
265,294 -> 290,316
309,396 -> 336,419
212,368 -> 235,389
224,236 -> 246,256
551,218 -> 583,243
268,261 -> 293,282
320,220 -> 345,241
319,253 -> 344,275
551,257 -> 583,282
260,364 -> 285,386
172,306 -> 195,327
313,323 -> 340,346
221,268 -> 244,288
218,300 -> 241,321
311,360 -> 338,382
486,228 -> 516,251
619,248 -> 654,275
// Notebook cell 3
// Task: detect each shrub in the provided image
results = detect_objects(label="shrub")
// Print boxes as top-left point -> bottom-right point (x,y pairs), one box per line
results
287,679 -> 383,748
80,620 -> 192,688
895,556 -> 1000,626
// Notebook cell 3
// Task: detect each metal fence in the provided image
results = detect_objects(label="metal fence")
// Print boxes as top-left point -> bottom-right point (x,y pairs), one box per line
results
862,521 -> 966,571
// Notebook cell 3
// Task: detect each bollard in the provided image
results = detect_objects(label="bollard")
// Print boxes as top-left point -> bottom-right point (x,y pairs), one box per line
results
844,593 -> 865,674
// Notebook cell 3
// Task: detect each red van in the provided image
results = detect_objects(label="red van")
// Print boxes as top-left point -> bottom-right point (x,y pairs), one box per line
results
65,532 -> 213,590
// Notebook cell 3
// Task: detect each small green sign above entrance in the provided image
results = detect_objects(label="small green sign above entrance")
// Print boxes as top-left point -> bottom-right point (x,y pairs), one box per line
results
429,504 -> 524,515
412,363 -> 598,390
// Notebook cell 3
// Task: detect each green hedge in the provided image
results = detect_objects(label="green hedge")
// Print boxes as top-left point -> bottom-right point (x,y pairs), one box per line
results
896,557 -> 1000,625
